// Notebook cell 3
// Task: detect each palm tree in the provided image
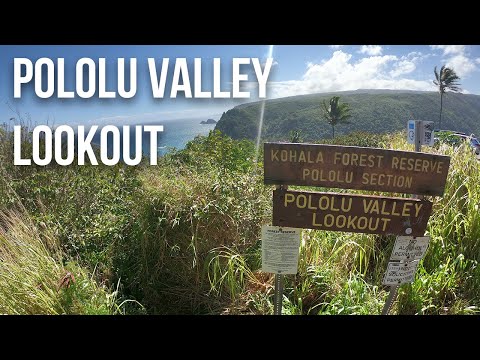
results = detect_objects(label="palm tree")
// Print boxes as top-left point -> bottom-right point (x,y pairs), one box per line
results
433,65 -> 461,129
321,96 -> 352,139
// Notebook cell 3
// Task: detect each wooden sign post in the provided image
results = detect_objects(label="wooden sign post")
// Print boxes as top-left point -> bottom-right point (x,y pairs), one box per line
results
263,127 -> 450,315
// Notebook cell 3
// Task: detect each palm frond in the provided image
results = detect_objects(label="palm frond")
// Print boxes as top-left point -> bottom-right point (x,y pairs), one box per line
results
434,65 -> 462,93
434,66 -> 440,82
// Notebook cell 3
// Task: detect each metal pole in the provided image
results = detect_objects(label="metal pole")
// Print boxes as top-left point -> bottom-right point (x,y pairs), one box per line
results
274,273 -> 284,315
272,184 -> 288,316
382,120 -> 422,315
414,120 -> 422,154
381,285 -> 398,315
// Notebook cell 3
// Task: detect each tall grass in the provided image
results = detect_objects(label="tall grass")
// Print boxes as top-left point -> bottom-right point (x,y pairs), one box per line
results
116,136 -> 270,313
205,131 -> 480,314
1,119 -> 140,314
0,209 -> 120,314
395,142 -> 480,314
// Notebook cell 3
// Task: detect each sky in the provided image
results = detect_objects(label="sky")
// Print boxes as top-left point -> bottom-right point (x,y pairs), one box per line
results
1,45 -> 479,127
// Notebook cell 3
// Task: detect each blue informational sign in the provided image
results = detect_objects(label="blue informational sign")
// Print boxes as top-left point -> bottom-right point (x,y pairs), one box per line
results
407,120 -> 416,144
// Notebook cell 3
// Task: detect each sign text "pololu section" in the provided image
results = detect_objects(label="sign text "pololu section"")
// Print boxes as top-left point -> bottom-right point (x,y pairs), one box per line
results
264,143 -> 450,196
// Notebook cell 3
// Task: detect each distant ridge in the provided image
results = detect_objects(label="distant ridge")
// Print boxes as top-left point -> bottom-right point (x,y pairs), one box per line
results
215,90 -> 480,141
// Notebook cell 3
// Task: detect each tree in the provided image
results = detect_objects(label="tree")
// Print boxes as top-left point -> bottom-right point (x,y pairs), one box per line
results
433,65 -> 461,129
321,96 -> 352,139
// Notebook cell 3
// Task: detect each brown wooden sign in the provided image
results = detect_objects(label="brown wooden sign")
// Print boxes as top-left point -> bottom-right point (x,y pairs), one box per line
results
272,189 -> 433,236
264,143 -> 450,196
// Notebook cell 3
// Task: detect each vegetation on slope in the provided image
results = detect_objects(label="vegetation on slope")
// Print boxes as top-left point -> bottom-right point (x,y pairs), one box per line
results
2,122 -> 480,314
215,90 -> 480,141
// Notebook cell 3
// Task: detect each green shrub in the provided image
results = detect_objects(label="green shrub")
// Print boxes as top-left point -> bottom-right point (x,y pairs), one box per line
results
111,131 -> 271,313
3,122 -> 480,315
318,131 -> 390,148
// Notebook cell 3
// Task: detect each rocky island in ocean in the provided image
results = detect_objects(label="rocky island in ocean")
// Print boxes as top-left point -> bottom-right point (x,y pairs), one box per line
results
200,119 -> 217,125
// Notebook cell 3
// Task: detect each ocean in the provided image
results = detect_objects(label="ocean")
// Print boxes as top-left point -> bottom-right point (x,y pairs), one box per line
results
91,117 -> 217,158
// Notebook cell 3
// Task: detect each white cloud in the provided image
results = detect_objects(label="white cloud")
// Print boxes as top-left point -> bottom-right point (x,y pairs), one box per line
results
430,45 -> 477,77
476,58 -> 480,64
390,60 -> 416,77
430,45 -> 466,56
404,51 -> 431,62
407,51 -> 422,58
329,45 -> 343,49
389,52 -> 430,78
359,45 -> 383,56
267,50 -> 435,98
446,54 -> 476,77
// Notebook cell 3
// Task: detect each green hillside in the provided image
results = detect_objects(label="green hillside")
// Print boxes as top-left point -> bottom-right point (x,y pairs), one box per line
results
215,90 -> 480,141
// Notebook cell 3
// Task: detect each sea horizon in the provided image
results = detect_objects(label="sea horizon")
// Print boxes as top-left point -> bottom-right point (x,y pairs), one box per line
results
90,117 -> 217,157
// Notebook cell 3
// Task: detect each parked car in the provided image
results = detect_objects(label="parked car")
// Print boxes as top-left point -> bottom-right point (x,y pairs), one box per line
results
434,130 -> 480,155
470,136 -> 480,155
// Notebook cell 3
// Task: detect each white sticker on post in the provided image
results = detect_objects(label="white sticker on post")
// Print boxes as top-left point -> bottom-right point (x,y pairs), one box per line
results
422,121 -> 435,147
382,260 -> 420,286
261,225 -> 301,275
390,236 -> 430,261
